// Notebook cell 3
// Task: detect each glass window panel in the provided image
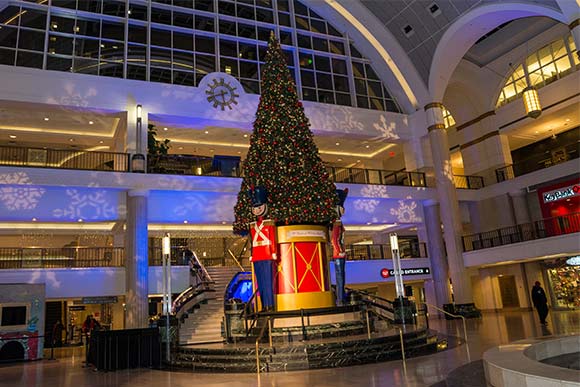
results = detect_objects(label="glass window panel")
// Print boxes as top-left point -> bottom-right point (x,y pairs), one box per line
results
551,39 -> 566,58
502,83 -> 517,99
327,23 -> 342,37
369,98 -> 384,111
99,62 -> 124,78
195,53 -> 216,73
383,86 -> 392,99
20,9 -> 47,30
526,53 -> 540,73
127,64 -> 147,80
293,0 -> 307,16
218,1 -> 236,16
537,45 -> 552,66
356,96 -> 368,109
150,48 -> 172,68
301,70 -> 315,87
496,91 -> 505,106
102,0 -> 125,17
16,51 -> 43,69
0,6 -> 21,26
314,55 -> 330,72
102,21 -> 124,41
329,40 -> 344,55
220,39 -> 238,57
238,23 -> 256,39
257,27 -> 270,42
365,64 -> 379,80
258,45 -> 267,61
129,3 -> 148,20
0,26 -> 18,49
150,67 -> 172,83
151,29 -> 171,47
255,8 -> 273,23
316,72 -> 332,90
278,12 -> 291,27
282,49 -> 294,66
297,34 -> 311,49
335,92 -> 350,106
52,1 -> 77,10
299,52 -> 313,69
354,78 -> 366,95
174,32 -> 194,51
73,58 -> 99,75
333,75 -> 349,92
47,55 -> 72,72
367,81 -> 382,98
309,9 -> 322,19
75,38 -> 100,58
77,0 -> 102,13
195,0 -> 214,12
151,8 -> 172,25
100,41 -> 123,60
512,64 -> 524,80
528,70 -> 543,86
174,0 -> 194,9
385,100 -> 399,112
554,55 -> 571,74
310,19 -> 326,34
277,0 -> 289,12
514,77 -> 527,93
50,15 -> 76,34
239,43 -> 257,60
312,37 -> 328,52
0,48 -> 15,65
256,0 -> 273,8
332,58 -> 347,74
568,36 -> 577,53
295,16 -> 309,30
350,44 -> 362,58
127,44 -> 146,64
173,70 -> 196,86
237,4 -> 255,20
48,35 -> 74,56
280,30 -> 292,45
221,57 -> 238,76
76,19 -> 101,38
302,87 -> 316,101
220,19 -> 236,35
18,30 -> 45,51
317,90 -> 334,104
195,15 -> 215,32
173,51 -> 194,70
351,61 -> 365,78
173,12 -> 194,28
240,60 -> 259,79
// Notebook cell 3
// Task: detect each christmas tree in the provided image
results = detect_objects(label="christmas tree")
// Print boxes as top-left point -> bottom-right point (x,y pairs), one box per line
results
233,33 -> 338,234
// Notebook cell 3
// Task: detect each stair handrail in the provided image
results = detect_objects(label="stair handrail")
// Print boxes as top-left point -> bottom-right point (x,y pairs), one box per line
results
255,316 -> 273,374
423,302 -> 470,362
172,281 -> 211,316
368,309 -> 407,375
192,250 -> 213,283
241,290 -> 259,335
227,249 -> 245,272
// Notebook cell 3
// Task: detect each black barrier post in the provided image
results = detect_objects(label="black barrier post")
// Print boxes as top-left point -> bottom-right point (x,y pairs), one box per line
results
48,336 -> 56,361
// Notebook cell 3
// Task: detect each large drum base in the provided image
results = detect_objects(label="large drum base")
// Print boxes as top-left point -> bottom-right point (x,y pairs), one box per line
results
276,291 -> 334,312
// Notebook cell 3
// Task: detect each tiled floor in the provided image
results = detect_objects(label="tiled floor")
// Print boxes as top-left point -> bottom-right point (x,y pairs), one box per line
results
0,310 -> 578,387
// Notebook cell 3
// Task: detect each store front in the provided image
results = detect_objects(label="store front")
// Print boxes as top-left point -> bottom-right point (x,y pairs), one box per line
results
544,258 -> 580,310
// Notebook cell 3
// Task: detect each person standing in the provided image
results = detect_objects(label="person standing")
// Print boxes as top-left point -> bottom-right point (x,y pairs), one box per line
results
52,320 -> 65,347
531,281 -> 549,325
331,188 -> 348,306
249,187 -> 277,312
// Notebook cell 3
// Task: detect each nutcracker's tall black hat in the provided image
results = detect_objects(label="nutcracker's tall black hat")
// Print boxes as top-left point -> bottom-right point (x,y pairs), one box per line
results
335,188 -> 348,207
249,186 -> 268,207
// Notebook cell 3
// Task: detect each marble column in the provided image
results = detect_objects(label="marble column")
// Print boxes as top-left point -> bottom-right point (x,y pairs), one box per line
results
425,103 -> 473,305
422,201 -> 451,306
509,189 -> 531,225
125,189 -> 149,329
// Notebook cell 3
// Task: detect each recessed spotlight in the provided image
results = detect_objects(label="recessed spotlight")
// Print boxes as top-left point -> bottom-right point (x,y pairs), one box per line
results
357,159 -> 361,163
178,146 -> 183,150
565,118 -> 571,122
69,138 -> 74,142
78,219 -> 83,222
237,151 -> 241,154
366,222 -> 372,225
337,158 -> 342,162
365,145 -> 370,149
221,221 -> 227,225
89,121 -> 94,125
243,134 -> 248,138
99,140 -> 104,144
335,142 -> 340,146
44,117 -> 49,121
210,149 -> 214,152
9,135 -> 16,139
535,131 -> 539,134
163,127 -> 168,131
32,218 -> 37,222
183,220 -> 188,224
204,130 -> 209,134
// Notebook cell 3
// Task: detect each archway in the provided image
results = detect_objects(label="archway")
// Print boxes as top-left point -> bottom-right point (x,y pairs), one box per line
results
0,341 -> 25,362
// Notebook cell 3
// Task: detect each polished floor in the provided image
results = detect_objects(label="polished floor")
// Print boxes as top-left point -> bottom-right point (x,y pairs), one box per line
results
0,310 -> 578,387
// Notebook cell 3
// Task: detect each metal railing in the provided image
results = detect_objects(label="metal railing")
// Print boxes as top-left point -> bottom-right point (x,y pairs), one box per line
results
453,174 -> 484,189
346,241 -> 427,260
462,212 -> 580,251
255,317 -> 273,374
326,166 -> 427,187
423,302 -> 470,362
495,143 -> 579,183
0,145 -> 130,172
148,154 -> 240,177
0,247 -> 124,269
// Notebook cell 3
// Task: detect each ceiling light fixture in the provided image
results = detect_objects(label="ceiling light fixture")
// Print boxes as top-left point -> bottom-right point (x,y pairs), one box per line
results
99,140 -> 104,144
365,145 -> 370,148
335,142 -> 340,146
89,121 -> 94,125
163,127 -> 168,131
9,135 -> 16,139
204,130 -> 209,134
44,117 -> 49,121
243,134 -> 248,138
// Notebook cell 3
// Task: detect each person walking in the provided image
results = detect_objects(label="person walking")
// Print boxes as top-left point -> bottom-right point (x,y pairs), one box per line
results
531,281 -> 549,325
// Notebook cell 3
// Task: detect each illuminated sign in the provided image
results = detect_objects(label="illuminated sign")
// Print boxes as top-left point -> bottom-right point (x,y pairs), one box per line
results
543,185 -> 580,203
381,267 -> 430,277
566,256 -> 580,266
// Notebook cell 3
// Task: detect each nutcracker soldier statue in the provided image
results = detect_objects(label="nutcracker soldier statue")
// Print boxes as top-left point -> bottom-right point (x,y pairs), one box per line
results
249,186 -> 277,311
331,188 -> 348,306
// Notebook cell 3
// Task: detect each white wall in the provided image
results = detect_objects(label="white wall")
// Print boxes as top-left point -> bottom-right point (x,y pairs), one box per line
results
330,258 -> 432,285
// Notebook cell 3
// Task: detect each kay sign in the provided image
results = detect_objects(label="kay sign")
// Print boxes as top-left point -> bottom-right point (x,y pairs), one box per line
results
543,184 -> 580,203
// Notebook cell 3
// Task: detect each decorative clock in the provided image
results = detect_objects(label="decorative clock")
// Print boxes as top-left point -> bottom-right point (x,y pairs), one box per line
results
205,78 -> 240,110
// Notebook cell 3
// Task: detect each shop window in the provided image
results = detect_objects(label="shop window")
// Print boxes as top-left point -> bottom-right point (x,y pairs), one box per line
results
1,306 -> 27,326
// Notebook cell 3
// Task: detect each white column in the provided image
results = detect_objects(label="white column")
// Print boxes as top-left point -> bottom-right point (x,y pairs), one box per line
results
425,103 -> 473,305
125,189 -> 149,328
509,189 -> 531,225
423,201 -> 451,306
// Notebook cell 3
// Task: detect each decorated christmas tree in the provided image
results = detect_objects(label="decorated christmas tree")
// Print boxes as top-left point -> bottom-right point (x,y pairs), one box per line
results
233,33 -> 337,234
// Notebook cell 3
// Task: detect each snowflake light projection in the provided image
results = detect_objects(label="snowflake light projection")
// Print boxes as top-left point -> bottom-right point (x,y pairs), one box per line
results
0,172 -> 45,210
389,200 -> 422,223
373,115 -> 400,140
52,189 -> 116,220
46,83 -> 96,109
353,185 -> 389,214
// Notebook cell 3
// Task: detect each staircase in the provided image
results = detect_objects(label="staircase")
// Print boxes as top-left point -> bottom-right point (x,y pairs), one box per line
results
179,266 -> 241,345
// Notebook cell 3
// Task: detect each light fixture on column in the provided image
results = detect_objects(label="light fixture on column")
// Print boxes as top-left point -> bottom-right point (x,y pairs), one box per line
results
132,104 -> 146,173
136,104 -> 142,122
522,86 -> 541,119
389,232 -> 405,299
162,232 -> 172,361
162,232 -> 171,256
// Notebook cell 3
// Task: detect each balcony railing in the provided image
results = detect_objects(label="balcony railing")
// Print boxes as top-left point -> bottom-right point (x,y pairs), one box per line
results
495,143 -> 579,183
462,212 -> 580,252
326,167 -> 427,187
453,175 -> 484,189
147,154 -> 240,177
0,247 -> 125,269
0,145 -> 130,172
345,241 -> 427,260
